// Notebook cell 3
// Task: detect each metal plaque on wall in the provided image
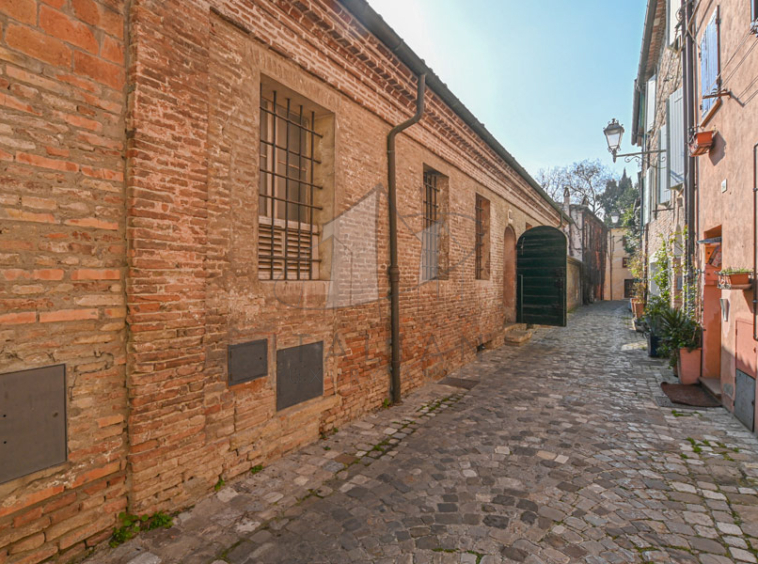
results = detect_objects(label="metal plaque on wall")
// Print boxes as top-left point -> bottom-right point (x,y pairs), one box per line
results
0,364 -> 67,484
228,339 -> 268,386
276,342 -> 323,411
735,369 -> 756,433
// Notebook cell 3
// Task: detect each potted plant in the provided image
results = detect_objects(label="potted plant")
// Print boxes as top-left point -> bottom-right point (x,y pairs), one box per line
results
718,267 -> 752,288
660,307 -> 702,384
644,296 -> 668,357
631,281 -> 645,318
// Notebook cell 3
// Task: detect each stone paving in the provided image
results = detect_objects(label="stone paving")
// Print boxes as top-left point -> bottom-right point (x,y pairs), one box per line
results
91,302 -> 758,564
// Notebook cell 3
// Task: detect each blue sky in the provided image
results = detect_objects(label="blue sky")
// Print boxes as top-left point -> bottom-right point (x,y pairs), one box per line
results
370,0 -> 647,180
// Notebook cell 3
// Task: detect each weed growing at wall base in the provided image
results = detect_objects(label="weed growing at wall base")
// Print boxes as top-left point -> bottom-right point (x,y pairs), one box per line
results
110,512 -> 174,547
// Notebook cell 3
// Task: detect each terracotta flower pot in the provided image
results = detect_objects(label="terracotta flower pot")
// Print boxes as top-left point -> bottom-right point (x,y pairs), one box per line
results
725,272 -> 750,287
678,348 -> 702,385
631,300 -> 644,318
690,130 -> 715,156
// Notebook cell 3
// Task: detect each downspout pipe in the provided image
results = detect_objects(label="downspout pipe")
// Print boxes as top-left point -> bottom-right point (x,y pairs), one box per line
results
753,142 -> 758,341
387,73 -> 426,404
683,0 -> 697,308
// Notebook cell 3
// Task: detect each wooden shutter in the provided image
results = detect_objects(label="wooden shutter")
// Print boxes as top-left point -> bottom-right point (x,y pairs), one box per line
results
646,75 -> 657,132
668,89 -> 685,188
700,11 -> 720,118
640,173 -> 646,227
645,167 -> 654,224
659,126 -> 670,204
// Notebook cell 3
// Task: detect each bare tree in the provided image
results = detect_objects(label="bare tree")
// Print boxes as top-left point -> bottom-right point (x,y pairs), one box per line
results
537,159 -> 615,215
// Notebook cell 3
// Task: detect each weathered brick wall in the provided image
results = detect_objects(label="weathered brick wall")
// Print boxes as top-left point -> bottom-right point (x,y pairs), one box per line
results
643,15 -> 686,308
0,0 -> 128,562
1,0 -> 562,559
123,0 -> 559,516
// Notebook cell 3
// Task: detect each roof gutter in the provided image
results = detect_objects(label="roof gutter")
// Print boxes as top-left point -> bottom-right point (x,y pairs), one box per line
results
632,0 -> 659,144
337,0 -> 570,224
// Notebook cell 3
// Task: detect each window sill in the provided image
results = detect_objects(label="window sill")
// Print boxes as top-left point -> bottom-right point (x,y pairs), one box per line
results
700,97 -> 722,128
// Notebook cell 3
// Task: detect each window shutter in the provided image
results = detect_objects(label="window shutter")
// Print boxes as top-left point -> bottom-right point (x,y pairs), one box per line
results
668,89 -> 685,188
659,126 -> 670,204
640,174 -> 646,227
646,75 -> 657,132
753,0 -> 758,32
700,12 -> 719,117
645,167 -> 654,224
668,0 -> 682,45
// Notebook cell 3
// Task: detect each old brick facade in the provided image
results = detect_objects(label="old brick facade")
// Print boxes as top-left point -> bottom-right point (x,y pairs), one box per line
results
0,1 -> 562,561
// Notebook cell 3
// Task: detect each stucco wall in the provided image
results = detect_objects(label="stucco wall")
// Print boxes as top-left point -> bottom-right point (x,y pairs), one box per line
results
568,258 -> 582,312
694,1 -> 758,420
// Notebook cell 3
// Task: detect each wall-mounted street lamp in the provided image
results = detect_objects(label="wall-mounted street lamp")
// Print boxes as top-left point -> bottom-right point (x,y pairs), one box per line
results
610,212 -> 620,225
603,119 -> 665,164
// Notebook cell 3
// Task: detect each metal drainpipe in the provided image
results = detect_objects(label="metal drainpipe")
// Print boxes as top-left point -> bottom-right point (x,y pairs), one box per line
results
387,73 -> 426,404
753,143 -> 758,341
683,0 -> 697,309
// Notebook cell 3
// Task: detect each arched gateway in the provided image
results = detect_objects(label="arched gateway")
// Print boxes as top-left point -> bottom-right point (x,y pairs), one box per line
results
516,226 -> 567,327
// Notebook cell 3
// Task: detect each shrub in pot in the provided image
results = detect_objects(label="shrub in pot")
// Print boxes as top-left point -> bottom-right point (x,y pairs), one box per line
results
643,297 -> 668,357
660,307 -> 702,384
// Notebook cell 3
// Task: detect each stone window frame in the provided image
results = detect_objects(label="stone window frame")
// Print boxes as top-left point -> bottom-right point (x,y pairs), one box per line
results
258,77 -> 334,281
421,168 -> 450,281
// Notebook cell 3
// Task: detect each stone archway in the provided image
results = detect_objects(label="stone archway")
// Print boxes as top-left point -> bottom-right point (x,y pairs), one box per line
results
503,225 -> 517,324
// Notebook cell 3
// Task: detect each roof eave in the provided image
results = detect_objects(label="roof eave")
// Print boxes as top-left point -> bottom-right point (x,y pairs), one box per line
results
632,0 -> 659,145
336,0 -> 571,223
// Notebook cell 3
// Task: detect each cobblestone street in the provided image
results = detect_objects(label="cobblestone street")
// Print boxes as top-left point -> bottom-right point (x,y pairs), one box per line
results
96,302 -> 758,564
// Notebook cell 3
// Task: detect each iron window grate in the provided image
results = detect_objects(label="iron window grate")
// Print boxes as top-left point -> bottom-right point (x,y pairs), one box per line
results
259,87 -> 322,280
422,171 -> 440,280
475,194 -> 485,279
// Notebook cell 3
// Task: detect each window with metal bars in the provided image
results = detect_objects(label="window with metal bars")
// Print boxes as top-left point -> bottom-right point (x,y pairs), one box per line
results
422,171 -> 441,281
258,85 -> 323,280
475,194 -> 490,280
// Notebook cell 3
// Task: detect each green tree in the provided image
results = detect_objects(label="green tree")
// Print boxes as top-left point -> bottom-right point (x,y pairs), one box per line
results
598,169 -> 637,224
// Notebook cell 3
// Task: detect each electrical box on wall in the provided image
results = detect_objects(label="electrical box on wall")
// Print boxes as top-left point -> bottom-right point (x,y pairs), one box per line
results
0,365 -> 67,484
276,342 -> 323,411
228,340 -> 268,385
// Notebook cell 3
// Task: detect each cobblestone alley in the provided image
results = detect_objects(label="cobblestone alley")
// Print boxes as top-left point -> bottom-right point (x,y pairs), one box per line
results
94,302 -> 758,564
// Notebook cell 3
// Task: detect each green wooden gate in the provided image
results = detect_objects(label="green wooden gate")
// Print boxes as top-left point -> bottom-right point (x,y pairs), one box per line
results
517,226 -> 567,327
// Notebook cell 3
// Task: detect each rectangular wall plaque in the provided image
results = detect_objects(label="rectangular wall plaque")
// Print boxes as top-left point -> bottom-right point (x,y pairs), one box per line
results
0,365 -> 67,484
228,339 -> 268,386
276,342 -> 323,411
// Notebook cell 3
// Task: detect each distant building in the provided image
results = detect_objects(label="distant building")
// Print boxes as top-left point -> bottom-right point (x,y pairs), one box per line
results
605,227 -> 634,301
562,191 -> 608,304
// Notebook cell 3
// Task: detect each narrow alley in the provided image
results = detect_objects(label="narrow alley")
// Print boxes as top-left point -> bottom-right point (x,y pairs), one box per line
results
97,303 -> 758,564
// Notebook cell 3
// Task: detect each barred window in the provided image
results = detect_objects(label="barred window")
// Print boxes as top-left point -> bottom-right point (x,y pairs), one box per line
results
422,171 -> 441,281
475,194 -> 490,280
259,85 -> 322,280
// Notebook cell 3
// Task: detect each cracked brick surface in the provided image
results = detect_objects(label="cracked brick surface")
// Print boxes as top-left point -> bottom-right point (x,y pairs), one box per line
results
91,302 -> 758,564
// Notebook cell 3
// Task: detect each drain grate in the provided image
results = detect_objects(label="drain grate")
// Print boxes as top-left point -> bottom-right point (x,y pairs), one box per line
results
438,377 -> 479,390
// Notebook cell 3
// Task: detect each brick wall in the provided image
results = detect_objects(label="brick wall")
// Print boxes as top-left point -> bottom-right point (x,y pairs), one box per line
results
0,0 -> 128,562
1,0 -> 562,560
